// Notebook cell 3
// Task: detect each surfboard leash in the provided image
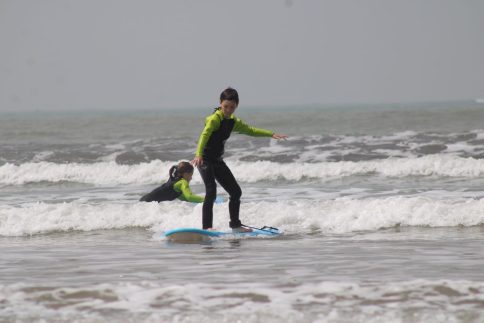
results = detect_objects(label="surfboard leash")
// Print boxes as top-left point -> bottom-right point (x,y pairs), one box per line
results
241,224 -> 279,233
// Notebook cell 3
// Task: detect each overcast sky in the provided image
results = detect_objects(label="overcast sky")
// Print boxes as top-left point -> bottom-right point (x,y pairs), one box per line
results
1,0 -> 483,111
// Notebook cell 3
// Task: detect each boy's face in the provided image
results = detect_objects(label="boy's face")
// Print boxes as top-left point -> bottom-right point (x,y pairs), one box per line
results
220,100 -> 238,118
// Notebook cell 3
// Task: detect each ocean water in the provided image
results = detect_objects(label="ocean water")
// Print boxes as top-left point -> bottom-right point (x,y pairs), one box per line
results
1,101 -> 484,322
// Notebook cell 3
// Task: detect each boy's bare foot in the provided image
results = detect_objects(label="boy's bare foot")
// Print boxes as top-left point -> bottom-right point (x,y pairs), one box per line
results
232,226 -> 253,233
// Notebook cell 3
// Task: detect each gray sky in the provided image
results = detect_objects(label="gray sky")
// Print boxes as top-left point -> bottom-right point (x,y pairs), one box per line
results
1,0 -> 484,111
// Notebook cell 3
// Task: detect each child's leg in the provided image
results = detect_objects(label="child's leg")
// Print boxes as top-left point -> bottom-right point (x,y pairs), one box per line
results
198,162 -> 217,229
213,161 -> 242,228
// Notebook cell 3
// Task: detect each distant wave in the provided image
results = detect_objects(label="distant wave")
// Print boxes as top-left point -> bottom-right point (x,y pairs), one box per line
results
3,129 -> 484,165
1,196 -> 484,236
1,155 -> 484,185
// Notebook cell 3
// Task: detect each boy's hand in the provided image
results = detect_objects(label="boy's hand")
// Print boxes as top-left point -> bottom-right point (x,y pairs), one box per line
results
272,133 -> 288,140
191,156 -> 204,167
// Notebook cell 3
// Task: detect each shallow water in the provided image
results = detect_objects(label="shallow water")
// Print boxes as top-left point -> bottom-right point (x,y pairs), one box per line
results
2,228 -> 484,322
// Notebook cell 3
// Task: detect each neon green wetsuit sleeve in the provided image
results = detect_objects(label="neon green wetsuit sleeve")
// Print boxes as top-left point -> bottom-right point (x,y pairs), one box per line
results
233,118 -> 274,137
195,109 -> 274,157
173,178 -> 204,203
195,112 -> 222,157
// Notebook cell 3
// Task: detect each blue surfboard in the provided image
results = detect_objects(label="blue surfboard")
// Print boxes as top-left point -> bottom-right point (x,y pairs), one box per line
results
164,226 -> 280,243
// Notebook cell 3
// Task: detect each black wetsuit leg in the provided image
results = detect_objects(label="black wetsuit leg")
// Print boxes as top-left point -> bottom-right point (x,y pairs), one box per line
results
198,161 -> 217,229
198,159 -> 242,229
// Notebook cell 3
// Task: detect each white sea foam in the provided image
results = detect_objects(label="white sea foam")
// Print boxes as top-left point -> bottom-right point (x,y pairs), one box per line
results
32,150 -> 55,162
445,142 -> 478,153
0,160 -> 172,185
1,197 -> 484,237
0,201 -> 166,236
1,280 -> 483,323
474,130 -> 484,140
2,155 -> 484,186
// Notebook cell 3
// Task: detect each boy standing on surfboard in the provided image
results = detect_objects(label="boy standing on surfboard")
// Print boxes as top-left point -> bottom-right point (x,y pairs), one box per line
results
191,88 -> 287,232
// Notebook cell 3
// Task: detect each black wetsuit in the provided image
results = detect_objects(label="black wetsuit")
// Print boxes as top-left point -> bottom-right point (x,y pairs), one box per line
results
195,109 -> 273,229
139,177 -> 181,202
198,114 -> 242,228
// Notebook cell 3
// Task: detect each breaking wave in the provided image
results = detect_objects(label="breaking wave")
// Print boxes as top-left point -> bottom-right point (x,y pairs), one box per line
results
1,155 -> 484,186
1,196 -> 484,236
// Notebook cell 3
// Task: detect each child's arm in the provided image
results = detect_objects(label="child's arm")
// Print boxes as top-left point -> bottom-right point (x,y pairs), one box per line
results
174,179 -> 204,203
195,114 -> 222,157
233,118 -> 274,137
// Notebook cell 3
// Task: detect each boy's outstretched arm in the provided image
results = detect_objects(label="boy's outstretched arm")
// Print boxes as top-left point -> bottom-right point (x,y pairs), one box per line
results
233,118 -> 288,140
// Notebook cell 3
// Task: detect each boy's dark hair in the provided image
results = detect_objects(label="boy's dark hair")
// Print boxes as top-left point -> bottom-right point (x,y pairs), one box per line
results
169,161 -> 194,180
220,87 -> 239,105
